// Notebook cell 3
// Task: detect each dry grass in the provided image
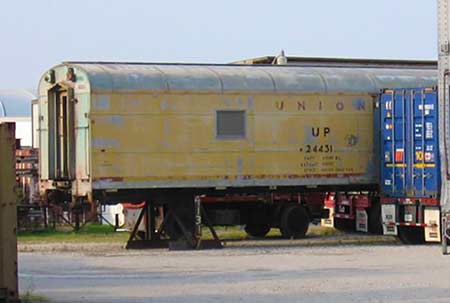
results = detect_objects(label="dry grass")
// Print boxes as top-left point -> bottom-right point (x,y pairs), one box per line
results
18,224 -> 129,243
18,223 -> 343,243
20,291 -> 50,303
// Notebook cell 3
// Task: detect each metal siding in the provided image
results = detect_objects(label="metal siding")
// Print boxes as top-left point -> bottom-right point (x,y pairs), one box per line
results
412,90 -> 440,197
311,68 -> 377,93
37,62 -> 439,194
373,99 -> 381,184
69,63 -> 437,94
203,65 -> 274,92
371,70 -> 436,91
268,69 -> 326,92
37,66 -> 92,194
74,93 -> 91,182
90,92 -> 376,188
381,88 -> 440,198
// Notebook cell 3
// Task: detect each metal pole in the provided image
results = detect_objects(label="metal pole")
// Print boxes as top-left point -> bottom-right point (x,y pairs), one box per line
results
74,209 -> 80,231
145,201 -> 151,240
52,207 -> 56,229
0,122 -> 19,302
438,0 -> 450,252
43,206 -> 48,228
115,213 -> 119,231
195,196 -> 202,242
149,201 -> 156,240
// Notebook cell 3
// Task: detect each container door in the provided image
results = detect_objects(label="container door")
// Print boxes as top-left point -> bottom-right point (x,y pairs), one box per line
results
381,90 -> 408,197
48,86 -> 75,181
411,89 -> 439,198
381,88 -> 439,199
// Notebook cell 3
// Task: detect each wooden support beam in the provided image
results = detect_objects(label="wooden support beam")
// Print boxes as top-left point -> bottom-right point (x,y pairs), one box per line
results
0,122 -> 19,302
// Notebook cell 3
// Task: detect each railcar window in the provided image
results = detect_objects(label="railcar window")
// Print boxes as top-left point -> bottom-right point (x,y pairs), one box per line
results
216,110 -> 246,139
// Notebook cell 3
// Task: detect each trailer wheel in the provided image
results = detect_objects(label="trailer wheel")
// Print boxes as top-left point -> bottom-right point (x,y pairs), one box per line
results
245,224 -> 271,238
244,205 -> 271,238
280,204 -> 309,239
368,203 -> 383,234
398,226 -> 425,245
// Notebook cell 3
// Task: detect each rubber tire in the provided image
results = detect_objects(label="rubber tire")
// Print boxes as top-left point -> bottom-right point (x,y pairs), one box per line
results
368,203 -> 383,234
244,205 -> 271,238
245,224 -> 271,238
165,208 -> 195,241
280,204 -> 309,239
398,226 -> 425,245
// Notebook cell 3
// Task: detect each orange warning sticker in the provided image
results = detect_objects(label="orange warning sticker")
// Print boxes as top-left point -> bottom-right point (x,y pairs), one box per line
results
395,149 -> 404,162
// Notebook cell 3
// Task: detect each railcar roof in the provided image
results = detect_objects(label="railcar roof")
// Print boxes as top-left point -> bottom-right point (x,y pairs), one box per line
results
61,62 -> 437,94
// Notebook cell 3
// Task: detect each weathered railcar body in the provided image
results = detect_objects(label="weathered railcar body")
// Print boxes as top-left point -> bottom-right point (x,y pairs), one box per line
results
37,63 -> 437,203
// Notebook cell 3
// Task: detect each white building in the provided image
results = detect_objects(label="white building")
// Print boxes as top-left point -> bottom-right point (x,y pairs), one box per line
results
0,90 -> 35,147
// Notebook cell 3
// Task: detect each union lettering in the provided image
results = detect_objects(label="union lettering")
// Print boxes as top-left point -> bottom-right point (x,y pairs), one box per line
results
273,99 -> 367,111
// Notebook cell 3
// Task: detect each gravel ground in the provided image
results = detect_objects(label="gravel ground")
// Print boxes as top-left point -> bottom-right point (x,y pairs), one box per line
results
19,243 -> 450,303
17,231 -> 397,254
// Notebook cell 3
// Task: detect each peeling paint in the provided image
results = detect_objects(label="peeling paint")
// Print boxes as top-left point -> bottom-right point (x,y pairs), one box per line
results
222,98 -> 232,106
108,115 -> 123,126
36,62 -> 438,193
237,158 -> 243,175
67,63 -> 436,94
352,98 -> 366,111
92,138 -> 120,149
247,96 -> 254,109
163,120 -> 170,135
160,100 -> 169,110
94,95 -> 110,110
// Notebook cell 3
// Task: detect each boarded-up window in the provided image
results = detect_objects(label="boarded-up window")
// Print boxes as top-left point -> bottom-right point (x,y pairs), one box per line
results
216,110 -> 246,138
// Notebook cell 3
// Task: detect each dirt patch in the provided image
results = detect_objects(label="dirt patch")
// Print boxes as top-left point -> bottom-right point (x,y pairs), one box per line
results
18,242 -> 126,254
19,244 -> 450,303
18,233 -> 398,254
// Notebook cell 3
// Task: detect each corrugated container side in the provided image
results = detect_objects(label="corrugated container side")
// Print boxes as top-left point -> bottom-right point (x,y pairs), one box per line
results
381,88 -> 440,198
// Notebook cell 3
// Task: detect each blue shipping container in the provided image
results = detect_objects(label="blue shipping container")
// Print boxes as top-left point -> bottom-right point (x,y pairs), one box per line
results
380,87 -> 440,198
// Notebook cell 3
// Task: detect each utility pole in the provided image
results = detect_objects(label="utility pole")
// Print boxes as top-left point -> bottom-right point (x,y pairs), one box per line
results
0,122 -> 19,302
438,0 -> 450,254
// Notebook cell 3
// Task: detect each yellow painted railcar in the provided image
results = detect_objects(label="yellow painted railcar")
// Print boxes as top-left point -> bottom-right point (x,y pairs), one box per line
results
36,62 -> 436,241
37,63 -> 436,197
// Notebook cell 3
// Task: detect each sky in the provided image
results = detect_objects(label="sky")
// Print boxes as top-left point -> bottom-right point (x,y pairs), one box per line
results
0,0 -> 438,90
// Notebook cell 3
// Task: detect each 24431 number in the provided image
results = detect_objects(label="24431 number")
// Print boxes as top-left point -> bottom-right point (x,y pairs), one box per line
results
302,144 -> 334,153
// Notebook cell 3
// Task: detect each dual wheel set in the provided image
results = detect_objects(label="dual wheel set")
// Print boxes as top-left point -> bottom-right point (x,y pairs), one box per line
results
244,203 -> 310,239
137,202 -> 311,249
